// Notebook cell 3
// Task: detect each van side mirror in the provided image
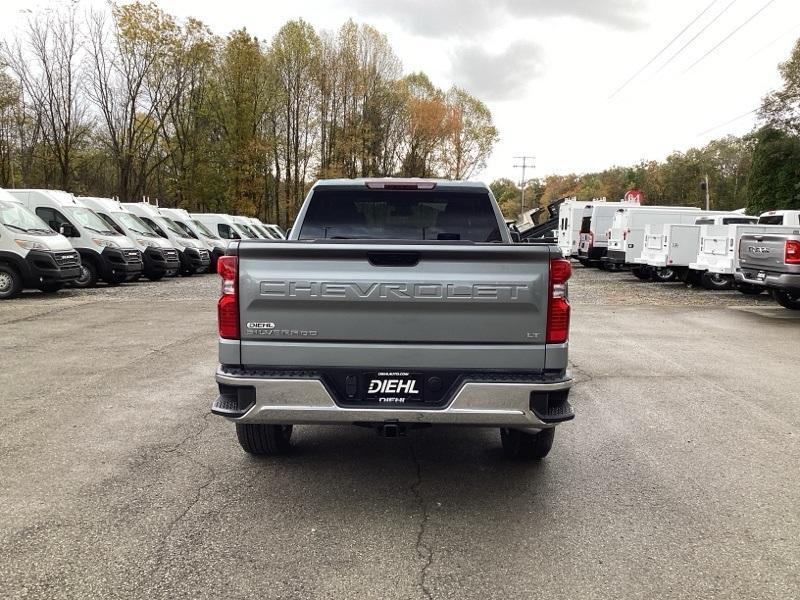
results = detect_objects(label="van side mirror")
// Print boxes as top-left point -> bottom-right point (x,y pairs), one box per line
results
59,223 -> 77,237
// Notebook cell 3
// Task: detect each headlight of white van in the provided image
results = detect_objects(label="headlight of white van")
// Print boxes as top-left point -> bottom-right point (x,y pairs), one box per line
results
93,238 -> 120,249
15,239 -> 51,251
136,238 -> 158,249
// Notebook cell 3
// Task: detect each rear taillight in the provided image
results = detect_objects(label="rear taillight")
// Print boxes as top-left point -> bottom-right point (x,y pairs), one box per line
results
786,240 -> 800,264
547,258 -> 571,344
217,255 -> 239,339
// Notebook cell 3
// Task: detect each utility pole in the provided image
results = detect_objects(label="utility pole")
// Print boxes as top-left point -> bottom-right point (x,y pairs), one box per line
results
513,155 -> 536,217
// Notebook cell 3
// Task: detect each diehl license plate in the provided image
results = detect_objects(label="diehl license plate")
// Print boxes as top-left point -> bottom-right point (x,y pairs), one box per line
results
365,372 -> 423,404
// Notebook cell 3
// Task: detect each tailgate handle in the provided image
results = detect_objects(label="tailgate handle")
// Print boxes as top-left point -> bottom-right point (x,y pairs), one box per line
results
367,252 -> 420,267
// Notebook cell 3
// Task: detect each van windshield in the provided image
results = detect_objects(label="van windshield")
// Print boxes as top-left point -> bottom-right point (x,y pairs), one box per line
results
192,219 -> 219,239
65,206 -> 119,235
298,189 -> 502,241
173,220 -> 198,239
114,212 -> 159,237
0,201 -> 54,234
160,217 -> 188,237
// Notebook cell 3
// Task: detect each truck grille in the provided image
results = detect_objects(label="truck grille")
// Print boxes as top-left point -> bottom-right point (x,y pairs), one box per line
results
163,248 -> 179,261
197,249 -> 209,261
123,249 -> 142,263
54,251 -> 80,268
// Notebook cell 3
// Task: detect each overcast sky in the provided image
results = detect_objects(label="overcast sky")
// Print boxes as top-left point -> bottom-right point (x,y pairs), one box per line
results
1,0 -> 797,183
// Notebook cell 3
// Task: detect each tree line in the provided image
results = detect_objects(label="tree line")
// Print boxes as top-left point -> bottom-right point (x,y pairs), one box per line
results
0,2 -> 498,225
492,38 -> 800,219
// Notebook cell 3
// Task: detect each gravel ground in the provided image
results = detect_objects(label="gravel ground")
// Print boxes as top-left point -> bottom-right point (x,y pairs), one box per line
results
570,263 -> 778,307
1,266 -> 798,600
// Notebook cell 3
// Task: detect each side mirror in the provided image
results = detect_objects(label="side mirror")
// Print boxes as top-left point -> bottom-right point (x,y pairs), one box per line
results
59,223 -> 77,237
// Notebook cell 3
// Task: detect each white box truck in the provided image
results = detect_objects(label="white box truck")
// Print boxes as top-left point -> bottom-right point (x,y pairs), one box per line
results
8,189 -> 143,287
0,191 -> 81,299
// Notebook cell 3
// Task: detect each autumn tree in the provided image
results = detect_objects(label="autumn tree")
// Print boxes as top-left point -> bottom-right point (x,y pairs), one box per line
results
2,3 -> 89,189
441,86 -> 498,179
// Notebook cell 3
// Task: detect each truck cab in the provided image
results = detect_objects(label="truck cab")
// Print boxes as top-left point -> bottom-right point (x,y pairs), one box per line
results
123,203 -> 210,276
79,197 -> 181,280
8,189 -> 142,287
0,191 -> 81,299
757,210 -> 800,226
159,208 -> 227,273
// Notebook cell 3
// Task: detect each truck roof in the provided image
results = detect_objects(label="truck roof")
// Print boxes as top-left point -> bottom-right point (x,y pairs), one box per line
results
312,178 -> 489,191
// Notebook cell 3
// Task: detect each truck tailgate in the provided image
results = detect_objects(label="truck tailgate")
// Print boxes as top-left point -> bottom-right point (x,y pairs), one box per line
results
236,242 -> 552,369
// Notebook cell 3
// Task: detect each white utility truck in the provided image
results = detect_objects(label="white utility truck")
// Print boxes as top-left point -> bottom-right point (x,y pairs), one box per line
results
604,206 -> 703,277
636,213 -> 749,284
8,189 -> 142,287
556,199 -> 591,257
757,210 -> 800,226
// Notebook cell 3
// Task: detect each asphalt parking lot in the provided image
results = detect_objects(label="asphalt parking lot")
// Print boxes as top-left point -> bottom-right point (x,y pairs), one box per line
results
2,266 -> 799,600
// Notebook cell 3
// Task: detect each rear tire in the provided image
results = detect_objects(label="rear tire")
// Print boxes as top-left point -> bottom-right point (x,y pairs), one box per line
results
500,427 -> 555,460
236,424 -> 293,455
0,264 -> 22,300
773,289 -> 800,310
652,268 -> 676,282
736,283 -> 764,296
631,266 -> 651,280
701,272 -> 733,290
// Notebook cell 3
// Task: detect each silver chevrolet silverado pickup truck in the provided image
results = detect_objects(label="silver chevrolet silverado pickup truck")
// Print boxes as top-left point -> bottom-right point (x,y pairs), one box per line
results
212,179 -> 574,459
736,229 -> 800,309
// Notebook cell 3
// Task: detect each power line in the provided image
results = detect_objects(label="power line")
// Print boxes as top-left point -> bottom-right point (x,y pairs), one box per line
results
609,0 -> 720,98
684,0 -> 778,73
697,107 -> 758,136
655,0 -> 738,74
744,21 -> 800,61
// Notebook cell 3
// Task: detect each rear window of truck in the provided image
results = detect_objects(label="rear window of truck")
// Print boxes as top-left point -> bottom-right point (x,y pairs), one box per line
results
298,189 -> 502,242
758,216 -> 783,225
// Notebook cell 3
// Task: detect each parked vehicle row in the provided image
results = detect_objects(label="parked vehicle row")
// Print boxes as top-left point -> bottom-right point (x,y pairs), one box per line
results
0,186 -> 285,300
558,200 -> 800,310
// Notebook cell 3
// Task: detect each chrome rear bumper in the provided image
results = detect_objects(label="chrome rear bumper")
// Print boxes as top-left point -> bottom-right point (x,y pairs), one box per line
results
214,368 -> 572,428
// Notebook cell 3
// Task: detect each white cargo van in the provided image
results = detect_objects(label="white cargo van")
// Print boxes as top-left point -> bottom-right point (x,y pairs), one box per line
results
637,213 -> 744,283
123,203 -> 210,276
245,217 -> 279,239
159,207 -> 227,272
0,191 -> 81,298
577,201 -> 630,265
757,210 -> 800,226
8,189 -> 142,287
231,215 -> 264,239
603,206 -> 703,275
260,222 -> 285,239
79,197 -> 181,280
191,213 -> 254,241
556,200 -> 590,257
